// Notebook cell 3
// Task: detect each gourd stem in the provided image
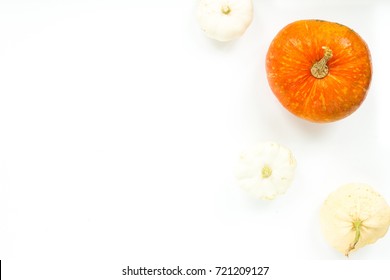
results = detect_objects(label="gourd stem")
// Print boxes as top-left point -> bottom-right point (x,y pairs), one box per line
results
311,46 -> 333,79
346,220 -> 362,257
261,165 -> 272,178
221,5 -> 231,15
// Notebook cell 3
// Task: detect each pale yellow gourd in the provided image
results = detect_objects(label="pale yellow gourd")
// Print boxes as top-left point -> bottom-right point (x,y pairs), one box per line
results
320,183 -> 390,256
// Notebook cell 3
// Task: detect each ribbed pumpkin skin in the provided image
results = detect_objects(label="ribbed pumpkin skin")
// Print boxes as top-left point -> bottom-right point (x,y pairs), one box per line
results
266,20 -> 372,123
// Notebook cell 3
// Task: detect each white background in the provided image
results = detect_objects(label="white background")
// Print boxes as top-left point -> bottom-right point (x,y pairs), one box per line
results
1,0 -> 390,279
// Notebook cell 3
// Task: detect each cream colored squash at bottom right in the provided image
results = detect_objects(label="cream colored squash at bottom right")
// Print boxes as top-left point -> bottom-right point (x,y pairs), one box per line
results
320,183 -> 390,256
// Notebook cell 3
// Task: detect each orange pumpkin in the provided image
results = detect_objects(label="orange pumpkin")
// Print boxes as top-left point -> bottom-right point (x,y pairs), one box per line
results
266,20 -> 372,123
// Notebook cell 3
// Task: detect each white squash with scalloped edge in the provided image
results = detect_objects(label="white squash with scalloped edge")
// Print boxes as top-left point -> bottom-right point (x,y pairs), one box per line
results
236,141 -> 297,200
197,0 -> 253,42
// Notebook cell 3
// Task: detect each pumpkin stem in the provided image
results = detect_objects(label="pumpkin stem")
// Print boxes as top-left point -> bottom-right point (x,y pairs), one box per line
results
311,46 -> 333,79
345,220 -> 362,257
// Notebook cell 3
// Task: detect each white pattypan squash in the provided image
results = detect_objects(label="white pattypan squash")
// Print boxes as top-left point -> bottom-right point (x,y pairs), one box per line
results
236,141 -> 297,200
320,183 -> 390,256
197,0 -> 253,42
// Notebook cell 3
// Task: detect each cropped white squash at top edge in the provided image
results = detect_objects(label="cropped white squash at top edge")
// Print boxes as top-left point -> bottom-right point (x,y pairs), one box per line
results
197,0 -> 253,42
320,183 -> 390,256
236,141 -> 297,200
